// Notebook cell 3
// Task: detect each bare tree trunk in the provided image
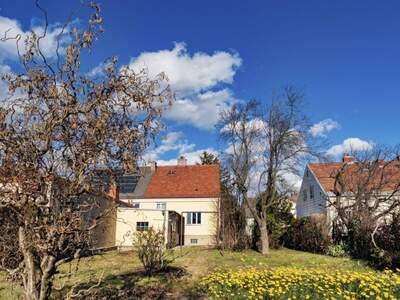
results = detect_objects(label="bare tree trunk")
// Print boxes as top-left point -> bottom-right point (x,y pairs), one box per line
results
19,227 -> 40,300
259,220 -> 270,255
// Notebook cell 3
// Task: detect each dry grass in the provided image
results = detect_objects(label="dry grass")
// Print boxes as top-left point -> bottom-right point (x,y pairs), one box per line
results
0,247 -> 373,299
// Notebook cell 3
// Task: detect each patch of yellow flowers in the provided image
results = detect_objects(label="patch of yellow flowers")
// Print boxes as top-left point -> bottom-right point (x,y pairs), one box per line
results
197,267 -> 400,299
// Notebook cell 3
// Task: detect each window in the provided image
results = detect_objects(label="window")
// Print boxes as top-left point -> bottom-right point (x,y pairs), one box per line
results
303,189 -> 307,201
136,222 -> 149,231
190,239 -> 198,244
187,212 -> 202,225
310,185 -> 314,200
128,200 -> 140,208
156,202 -> 166,210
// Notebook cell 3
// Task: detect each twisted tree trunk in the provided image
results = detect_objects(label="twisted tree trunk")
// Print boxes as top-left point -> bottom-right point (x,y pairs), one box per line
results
19,227 -> 55,300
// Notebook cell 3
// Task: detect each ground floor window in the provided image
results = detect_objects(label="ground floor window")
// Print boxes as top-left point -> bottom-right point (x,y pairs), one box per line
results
190,239 -> 198,244
136,221 -> 149,231
187,212 -> 201,225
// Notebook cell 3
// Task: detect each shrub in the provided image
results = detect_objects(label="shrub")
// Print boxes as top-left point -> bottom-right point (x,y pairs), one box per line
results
325,241 -> 348,257
283,216 -> 331,253
133,227 -> 171,274
334,214 -> 400,269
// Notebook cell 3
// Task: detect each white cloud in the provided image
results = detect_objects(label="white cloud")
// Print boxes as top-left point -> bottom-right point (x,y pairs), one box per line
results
326,137 -> 374,157
165,89 -> 234,130
144,131 -> 195,162
0,64 -> 12,100
144,131 -> 217,166
156,148 -> 218,166
126,42 -> 241,130
310,119 -> 339,137
0,16 -> 69,62
127,42 -> 241,95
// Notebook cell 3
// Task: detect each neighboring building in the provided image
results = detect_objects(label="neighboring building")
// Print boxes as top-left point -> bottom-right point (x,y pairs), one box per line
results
115,157 -> 221,248
296,154 -> 400,228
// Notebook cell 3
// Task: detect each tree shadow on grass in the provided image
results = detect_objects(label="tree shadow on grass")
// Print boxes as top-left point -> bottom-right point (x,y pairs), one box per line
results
55,266 -> 189,300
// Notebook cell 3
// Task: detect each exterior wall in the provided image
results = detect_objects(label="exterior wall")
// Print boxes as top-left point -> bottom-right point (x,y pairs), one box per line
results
119,197 -> 219,246
296,166 -> 328,218
116,208 -> 167,247
84,196 -> 117,250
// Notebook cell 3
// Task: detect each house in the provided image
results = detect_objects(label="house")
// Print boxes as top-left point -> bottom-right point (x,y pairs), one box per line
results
115,157 -> 221,248
296,154 -> 400,228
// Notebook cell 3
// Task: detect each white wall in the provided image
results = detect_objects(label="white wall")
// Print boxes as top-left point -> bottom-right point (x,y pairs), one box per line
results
296,166 -> 328,218
116,208 -> 167,247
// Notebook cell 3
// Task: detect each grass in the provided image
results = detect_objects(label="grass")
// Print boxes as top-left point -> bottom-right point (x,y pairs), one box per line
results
0,247 -> 373,299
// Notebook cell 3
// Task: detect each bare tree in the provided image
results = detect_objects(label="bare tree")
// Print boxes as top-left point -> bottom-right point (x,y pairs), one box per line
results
329,148 -> 400,247
0,3 -> 172,300
219,87 -> 317,255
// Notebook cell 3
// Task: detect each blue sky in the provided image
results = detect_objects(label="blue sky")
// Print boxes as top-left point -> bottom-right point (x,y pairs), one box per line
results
0,0 -> 399,166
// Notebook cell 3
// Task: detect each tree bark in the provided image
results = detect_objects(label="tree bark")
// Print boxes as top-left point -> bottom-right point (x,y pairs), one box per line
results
259,220 -> 270,255
19,227 -> 40,300
19,227 -> 55,300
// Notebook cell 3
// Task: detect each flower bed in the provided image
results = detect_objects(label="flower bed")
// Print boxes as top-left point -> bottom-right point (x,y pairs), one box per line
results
198,267 -> 400,299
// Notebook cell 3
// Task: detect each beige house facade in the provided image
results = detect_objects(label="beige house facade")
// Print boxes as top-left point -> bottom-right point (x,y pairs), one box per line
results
114,157 -> 221,248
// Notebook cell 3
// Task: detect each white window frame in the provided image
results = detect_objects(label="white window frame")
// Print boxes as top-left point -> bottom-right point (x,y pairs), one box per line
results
136,221 -> 149,231
128,200 -> 140,208
187,212 -> 202,225
156,202 -> 166,210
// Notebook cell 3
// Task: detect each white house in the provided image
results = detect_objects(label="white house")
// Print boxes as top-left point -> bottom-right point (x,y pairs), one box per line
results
296,154 -> 400,228
115,157 -> 221,248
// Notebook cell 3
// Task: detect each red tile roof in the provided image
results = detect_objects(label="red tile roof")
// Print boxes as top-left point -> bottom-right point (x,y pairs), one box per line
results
144,164 -> 220,198
309,161 -> 400,193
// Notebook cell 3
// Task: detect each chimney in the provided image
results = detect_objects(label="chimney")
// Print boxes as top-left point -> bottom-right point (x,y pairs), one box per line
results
150,161 -> 157,172
177,156 -> 187,166
342,154 -> 354,163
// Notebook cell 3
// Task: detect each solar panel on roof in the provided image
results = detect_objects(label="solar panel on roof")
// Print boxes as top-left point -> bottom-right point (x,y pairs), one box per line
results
117,175 -> 140,193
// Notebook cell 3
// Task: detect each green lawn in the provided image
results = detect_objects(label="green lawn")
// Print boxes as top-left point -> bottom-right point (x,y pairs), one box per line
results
0,248 -> 373,299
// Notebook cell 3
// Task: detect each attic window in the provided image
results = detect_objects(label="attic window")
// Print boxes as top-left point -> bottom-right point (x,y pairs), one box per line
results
306,169 -> 310,177
167,170 -> 176,175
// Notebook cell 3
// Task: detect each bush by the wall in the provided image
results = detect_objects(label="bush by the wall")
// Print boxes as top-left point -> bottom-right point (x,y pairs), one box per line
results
284,216 -> 331,253
133,227 -> 171,274
335,214 -> 400,270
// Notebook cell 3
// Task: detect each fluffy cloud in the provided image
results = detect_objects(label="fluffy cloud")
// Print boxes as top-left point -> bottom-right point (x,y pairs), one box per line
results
156,148 -> 218,166
126,42 -> 241,130
165,89 -> 234,130
326,137 -> 374,157
144,131 -> 217,166
0,16 -> 69,62
144,131 -> 195,162
310,119 -> 339,137
127,42 -> 241,95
